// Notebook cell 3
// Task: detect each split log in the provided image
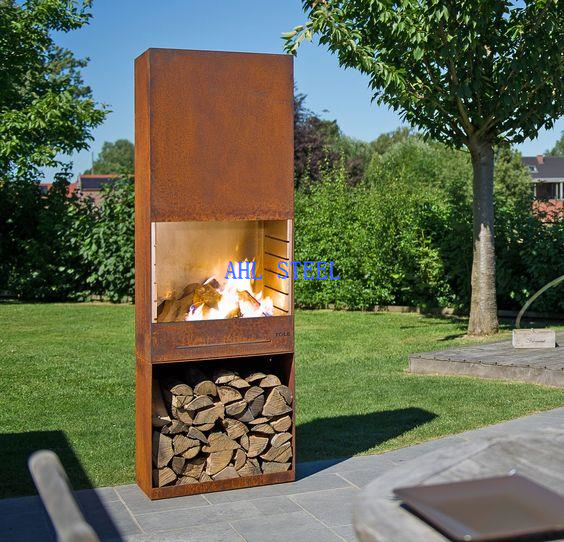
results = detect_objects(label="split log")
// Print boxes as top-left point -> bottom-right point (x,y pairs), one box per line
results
187,427 -> 208,444
271,432 -> 292,447
261,442 -> 292,463
194,380 -> 218,397
193,403 -> 224,425
223,418 -> 248,439
244,386 -> 264,403
153,432 -> 174,468
199,472 -> 212,482
193,282 -> 221,308
152,379 -> 171,428
234,449 -> 247,470
206,450 -> 233,476
247,435 -> 269,458
244,371 -> 266,383
249,417 -> 269,426
181,445 -> 201,460
171,456 -> 186,475
262,388 -> 292,417
249,395 -> 265,418
185,367 -> 218,397
195,422 -> 215,432
237,458 -> 261,477
161,378 -> 193,399
251,423 -> 274,436
180,282 -> 200,299
239,433 -> 250,452
184,395 -> 213,412
183,457 -> 205,479
213,369 -> 237,385
233,408 -> 255,423
225,399 -> 247,417
202,433 -> 240,453
166,420 -> 190,435
173,408 -> 195,425
270,416 -> 292,432
178,476 -> 199,485
153,467 -> 177,487
173,434 -> 199,455
261,462 -> 291,474
259,374 -> 281,388
157,300 -> 178,323
275,385 -> 293,405
229,377 -> 250,390
213,466 -> 240,480
218,386 -> 242,404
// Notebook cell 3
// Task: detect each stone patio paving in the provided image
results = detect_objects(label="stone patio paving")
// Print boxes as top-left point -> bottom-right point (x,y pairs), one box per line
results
2,407 -> 564,541
409,331 -> 564,386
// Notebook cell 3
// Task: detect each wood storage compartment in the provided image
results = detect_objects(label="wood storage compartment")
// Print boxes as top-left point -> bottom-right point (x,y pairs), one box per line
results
149,355 -> 294,493
134,49 -> 295,498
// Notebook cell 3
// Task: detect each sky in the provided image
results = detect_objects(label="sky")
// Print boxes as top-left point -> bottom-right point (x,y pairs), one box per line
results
47,0 -> 563,179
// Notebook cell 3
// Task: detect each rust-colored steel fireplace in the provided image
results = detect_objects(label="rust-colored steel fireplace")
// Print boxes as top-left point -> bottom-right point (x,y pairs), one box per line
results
134,48 -> 295,499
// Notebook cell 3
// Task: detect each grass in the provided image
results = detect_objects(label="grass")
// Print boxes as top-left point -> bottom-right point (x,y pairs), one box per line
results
1,303 -> 563,497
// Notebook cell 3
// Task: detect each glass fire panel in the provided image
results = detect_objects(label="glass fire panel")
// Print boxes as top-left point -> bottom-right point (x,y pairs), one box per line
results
152,220 -> 291,323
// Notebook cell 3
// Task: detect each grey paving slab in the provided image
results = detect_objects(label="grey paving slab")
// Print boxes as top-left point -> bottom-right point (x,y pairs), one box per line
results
290,487 -> 359,528
112,522 -> 245,542
231,510 -> 343,542
82,499 -> 141,540
331,524 -> 358,542
409,332 -> 564,386
135,495 -> 298,534
116,483 -> 209,515
203,472 -> 353,504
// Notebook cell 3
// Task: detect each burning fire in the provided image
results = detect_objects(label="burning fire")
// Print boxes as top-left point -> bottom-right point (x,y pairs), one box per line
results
157,260 -> 273,322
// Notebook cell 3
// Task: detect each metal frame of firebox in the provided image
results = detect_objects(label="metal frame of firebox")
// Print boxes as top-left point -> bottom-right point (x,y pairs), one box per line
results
134,48 -> 295,499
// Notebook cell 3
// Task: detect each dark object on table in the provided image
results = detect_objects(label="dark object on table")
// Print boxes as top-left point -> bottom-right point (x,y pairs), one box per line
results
394,473 -> 564,542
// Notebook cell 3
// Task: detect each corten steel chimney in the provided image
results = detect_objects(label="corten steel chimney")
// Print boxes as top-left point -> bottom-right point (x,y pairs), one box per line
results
134,49 -> 295,499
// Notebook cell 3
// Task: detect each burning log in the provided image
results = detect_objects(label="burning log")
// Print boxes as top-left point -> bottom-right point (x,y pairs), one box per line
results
152,367 -> 292,487
158,260 -> 275,323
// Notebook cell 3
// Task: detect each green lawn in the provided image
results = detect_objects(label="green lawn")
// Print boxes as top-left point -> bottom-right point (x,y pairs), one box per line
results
1,303 -> 563,498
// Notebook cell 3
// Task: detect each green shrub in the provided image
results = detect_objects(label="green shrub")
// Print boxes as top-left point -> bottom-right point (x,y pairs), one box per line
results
0,175 -> 90,300
78,177 -> 135,302
295,140 -> 564,313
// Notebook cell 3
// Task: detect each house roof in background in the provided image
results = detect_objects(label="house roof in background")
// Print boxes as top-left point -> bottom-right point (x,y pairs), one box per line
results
522,156 -> 564,180
78,174 -> 118,191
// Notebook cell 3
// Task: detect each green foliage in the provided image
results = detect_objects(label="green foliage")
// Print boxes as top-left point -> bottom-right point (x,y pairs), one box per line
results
0,173 -> 91,300
85,139 -> 134,175
78,177 -> 135,302
295,167 -> 455,309
285,1 -> 563,148
546,132 -> 564,156
295,141 -> 563,312
0,0 -> 106,178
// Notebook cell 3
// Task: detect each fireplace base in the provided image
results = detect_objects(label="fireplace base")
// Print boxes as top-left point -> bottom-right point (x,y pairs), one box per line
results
136,353 -> 295,499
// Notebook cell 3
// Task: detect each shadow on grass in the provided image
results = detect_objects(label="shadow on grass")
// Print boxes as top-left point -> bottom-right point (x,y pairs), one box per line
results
0,431 -> 122,540
296,407 -> 436,477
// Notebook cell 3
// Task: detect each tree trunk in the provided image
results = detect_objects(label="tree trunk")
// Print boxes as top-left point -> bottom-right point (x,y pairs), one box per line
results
468,140 -> 499,336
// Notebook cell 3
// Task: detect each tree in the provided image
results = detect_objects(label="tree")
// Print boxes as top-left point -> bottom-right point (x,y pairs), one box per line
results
546,132 -> 564,156
85,139 -> 134,175
294,92 -> 341,186
0,0 -> 106,179
370,127 -> 412,155
285,0 -> 563,335
294,91 -> 373,186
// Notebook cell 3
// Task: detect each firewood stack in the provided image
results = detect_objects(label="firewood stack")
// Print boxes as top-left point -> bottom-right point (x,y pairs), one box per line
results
152,367 -> 293,487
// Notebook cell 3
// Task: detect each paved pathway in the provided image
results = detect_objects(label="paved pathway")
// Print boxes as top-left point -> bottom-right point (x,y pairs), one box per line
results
2,408 -> 564,541
410,331 -> 564,386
